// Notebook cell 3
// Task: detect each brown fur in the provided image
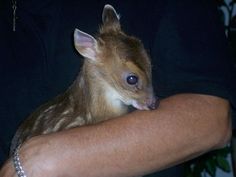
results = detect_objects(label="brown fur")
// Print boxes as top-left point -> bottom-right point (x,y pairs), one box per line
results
10,4 -> 156,155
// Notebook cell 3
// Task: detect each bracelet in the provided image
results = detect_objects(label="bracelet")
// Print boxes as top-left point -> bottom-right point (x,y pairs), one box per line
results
12,144 -> 27,177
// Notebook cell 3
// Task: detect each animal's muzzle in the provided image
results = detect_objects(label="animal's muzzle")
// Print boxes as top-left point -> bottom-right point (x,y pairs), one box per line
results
147,96 -> 159,110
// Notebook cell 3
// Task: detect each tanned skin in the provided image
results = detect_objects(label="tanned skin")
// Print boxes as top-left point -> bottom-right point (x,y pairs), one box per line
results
0,94 -> 231,177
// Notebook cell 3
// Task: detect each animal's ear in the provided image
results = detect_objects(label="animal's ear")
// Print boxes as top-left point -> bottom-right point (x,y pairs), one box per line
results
102,4 -> 120,31
74,29 -> 99,61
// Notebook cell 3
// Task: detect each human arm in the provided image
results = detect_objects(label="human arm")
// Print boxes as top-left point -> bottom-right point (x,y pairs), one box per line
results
0,93 -> 231,177
0,0 -> 234,176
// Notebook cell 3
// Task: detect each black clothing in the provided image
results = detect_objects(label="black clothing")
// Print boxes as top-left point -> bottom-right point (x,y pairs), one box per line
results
0,0 -> 235,176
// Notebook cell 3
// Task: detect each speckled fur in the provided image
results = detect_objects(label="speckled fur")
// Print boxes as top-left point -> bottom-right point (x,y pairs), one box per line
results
10,5 -> 155,155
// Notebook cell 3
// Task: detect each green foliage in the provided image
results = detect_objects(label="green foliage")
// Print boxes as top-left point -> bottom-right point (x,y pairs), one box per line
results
184,146 -> 231,177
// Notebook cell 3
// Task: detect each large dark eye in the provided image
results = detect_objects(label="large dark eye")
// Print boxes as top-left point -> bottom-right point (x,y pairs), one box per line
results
126,75 -> 138,85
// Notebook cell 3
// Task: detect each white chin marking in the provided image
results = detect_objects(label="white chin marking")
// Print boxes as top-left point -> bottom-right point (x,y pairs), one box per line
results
105,85 -> 123,108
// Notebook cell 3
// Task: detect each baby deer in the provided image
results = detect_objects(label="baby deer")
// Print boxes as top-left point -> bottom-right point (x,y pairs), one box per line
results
10,4 -> 157,154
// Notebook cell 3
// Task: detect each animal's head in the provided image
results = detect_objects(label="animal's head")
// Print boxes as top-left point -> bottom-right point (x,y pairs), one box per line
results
74,4 -> 157,110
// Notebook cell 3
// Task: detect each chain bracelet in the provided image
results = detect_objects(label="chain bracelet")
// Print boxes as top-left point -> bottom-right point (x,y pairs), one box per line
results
12,144 -> 27,177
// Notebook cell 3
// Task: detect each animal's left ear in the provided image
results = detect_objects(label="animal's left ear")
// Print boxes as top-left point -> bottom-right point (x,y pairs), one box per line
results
74,29 -> 99,61
102,4 -> 120,31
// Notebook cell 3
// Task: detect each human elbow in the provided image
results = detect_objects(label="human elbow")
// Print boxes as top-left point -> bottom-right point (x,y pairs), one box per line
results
210,101 -> 232,149
214,116 -> 231,149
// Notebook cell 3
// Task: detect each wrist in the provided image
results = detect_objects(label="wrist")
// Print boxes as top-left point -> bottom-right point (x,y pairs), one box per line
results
18,135 -> 62,177
12,144 -> 27,177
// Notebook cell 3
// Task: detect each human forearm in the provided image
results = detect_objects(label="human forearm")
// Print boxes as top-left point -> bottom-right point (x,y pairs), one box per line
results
0,94 -> 231,177
53,94 -> 231,176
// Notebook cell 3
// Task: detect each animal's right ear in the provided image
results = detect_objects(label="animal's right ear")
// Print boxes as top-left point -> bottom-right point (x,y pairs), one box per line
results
102,4 -> 120,31
74,29 -> 99,61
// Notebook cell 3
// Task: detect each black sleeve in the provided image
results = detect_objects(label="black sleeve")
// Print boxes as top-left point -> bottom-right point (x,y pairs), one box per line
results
149,0 -> 236,109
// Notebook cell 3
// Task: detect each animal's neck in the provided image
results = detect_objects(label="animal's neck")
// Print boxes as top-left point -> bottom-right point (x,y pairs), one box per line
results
70,61 -> 128,123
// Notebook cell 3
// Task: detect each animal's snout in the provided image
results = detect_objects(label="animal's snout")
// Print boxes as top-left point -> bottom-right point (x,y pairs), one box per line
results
147,96 -> 159,110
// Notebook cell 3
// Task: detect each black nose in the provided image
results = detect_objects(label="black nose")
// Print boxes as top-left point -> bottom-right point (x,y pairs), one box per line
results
148,97 -> 159,110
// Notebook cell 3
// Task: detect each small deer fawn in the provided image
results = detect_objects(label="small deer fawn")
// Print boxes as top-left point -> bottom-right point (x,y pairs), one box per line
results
10,4 -> 157,154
